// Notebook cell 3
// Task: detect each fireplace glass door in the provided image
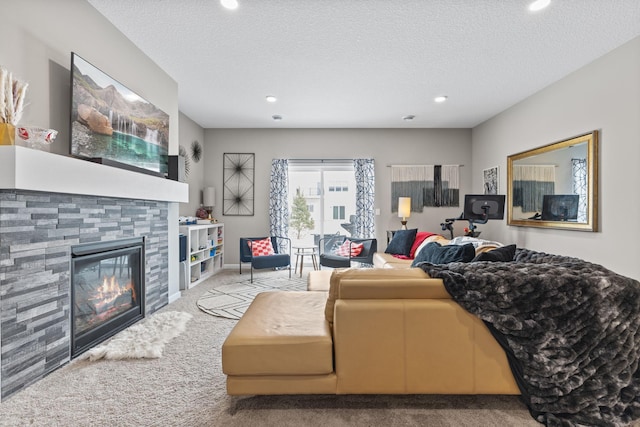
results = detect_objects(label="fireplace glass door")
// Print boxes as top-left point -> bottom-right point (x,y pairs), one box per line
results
71,237 -> 145,357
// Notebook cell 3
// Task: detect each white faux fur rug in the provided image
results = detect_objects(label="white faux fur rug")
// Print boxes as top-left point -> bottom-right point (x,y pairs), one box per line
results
81,311 -> 193,361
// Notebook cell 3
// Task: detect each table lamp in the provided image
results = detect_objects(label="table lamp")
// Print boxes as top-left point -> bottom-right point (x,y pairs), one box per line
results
398,197 -> 411,229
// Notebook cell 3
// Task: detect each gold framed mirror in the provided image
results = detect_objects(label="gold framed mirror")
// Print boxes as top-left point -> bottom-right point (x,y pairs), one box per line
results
507,130 -> 598,231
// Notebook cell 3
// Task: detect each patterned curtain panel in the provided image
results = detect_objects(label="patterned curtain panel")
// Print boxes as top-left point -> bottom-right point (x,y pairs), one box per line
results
572,158 -> 587,222
390,165 -> 459,210
512,165 -> 555,213
269,159 -> 289,250
353,158 -> 375,238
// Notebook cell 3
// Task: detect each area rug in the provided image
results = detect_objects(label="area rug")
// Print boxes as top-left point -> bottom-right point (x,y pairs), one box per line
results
196,270 -> 307,320
80,311 -> 193,361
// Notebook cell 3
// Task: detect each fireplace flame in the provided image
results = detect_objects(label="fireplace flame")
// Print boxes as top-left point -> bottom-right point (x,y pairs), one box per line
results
90,276 -> 136,315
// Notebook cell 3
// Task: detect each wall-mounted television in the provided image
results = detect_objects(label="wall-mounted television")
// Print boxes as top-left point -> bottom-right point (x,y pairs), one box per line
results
463,194 -> 506,222
70,52 -> 169,177
541,194 -> 579,221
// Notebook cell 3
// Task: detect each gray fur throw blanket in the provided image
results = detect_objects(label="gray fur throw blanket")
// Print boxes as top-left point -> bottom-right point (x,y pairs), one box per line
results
419,248 -> 640,426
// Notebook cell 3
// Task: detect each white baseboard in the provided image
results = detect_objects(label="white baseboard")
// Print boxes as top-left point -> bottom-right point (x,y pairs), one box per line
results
168,290 -> 182,304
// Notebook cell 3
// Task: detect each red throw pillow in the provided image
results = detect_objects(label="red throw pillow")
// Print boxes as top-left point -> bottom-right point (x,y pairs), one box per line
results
248,238 -> 275,256
334,239 -> 364,257
409,232 -> 438,258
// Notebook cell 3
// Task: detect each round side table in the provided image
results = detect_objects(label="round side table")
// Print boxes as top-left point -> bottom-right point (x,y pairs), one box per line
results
293,246 -> 319,277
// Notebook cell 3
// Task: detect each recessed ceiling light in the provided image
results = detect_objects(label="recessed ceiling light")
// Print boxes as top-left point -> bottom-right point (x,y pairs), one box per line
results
402,115 -> 415,121
272,115 -> 282,121
528,0 -> 550,12
220,0 -> 239,10
265,95 -> 277,103
434,96 -> 448,103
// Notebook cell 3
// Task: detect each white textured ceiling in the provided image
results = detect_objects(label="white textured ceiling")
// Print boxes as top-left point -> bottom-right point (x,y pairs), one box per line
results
87,0 -> 640,129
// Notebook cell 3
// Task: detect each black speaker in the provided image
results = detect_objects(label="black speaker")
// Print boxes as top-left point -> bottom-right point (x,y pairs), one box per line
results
168,155 -> 185,181
179,234 -> 187,262
168,155 -> 179,181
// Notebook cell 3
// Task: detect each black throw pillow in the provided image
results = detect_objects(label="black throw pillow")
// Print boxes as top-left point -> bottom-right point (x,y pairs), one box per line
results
384,228 -> 418,257
472,244 -> 516,262
411,242 -> 475,266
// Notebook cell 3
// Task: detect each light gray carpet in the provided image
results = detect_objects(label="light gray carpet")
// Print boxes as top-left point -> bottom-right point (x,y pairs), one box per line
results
197,269 -> 307,319
0,268 -> 547,427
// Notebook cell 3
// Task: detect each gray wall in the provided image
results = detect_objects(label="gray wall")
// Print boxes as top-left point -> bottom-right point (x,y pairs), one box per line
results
203,128 -> 472,264
472,36 -> 640,280
1,0 -> 182,299
204,36 -> 640,281
0,0 -> 179,156
178,112 -> 206,217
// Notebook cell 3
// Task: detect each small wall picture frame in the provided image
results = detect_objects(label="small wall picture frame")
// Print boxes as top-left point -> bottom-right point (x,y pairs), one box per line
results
483,166 -> 499,195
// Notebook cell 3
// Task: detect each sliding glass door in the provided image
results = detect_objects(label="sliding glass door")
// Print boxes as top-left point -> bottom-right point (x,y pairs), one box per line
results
288,161 -> 356,247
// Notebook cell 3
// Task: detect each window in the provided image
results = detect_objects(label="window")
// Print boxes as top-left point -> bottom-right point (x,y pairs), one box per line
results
332,206 -> 345,220
287,160 -> 356,245
328,181 -> 349,192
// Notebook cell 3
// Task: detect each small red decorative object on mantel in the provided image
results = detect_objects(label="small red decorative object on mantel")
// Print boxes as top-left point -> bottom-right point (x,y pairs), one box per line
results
16,126 -> 58,144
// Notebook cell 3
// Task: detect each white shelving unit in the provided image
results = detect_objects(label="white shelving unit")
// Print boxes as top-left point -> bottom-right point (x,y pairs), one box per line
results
179,223 -> 224,289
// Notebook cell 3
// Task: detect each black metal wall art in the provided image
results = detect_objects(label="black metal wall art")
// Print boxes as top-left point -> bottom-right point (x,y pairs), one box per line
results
223,153 -> 255,215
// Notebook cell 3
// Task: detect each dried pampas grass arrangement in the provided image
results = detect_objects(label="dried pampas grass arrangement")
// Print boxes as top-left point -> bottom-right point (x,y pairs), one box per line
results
0,66 -> 28,125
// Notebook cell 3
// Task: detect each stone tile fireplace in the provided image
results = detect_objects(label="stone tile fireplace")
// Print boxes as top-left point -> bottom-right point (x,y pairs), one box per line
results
0,145 -> 188,400
0,191 -> 169,399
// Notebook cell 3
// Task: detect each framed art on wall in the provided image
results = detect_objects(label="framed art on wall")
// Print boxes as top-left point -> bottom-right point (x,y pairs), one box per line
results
483,166 -> 499,195
223,153 -> 255,216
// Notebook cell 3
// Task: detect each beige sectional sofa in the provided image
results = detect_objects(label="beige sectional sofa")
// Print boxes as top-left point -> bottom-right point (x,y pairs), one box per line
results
371,252 -> 413,268
222,267 -> 519,396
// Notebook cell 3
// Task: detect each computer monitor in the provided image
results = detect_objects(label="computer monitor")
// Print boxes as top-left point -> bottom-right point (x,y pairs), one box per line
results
463,194 -> 505,224
541,195 -> 579,221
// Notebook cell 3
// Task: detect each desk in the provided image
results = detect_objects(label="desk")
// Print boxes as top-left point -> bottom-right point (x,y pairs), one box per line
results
293,246 -> 319,277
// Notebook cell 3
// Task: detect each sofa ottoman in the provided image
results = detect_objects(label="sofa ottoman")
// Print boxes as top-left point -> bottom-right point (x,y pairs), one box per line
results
222,291 -> 336,395
307,270 -> 333,291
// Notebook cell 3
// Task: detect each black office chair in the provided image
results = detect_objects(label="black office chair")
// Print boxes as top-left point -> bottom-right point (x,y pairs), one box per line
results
318,236 -> 377,268
239,236 -> 291,282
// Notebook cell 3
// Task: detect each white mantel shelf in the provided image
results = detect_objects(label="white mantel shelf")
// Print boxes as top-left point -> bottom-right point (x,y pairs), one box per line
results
0,146 -> 188,203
